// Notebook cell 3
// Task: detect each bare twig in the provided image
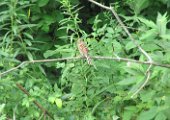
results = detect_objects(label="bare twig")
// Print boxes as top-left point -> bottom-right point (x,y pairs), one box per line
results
16,83 -> 54,120
0,56 -> 81,77
130,71 -> 151,98
87,0 -> 153,97
88,0 -> 110,10
92,56 -> 169,68
1,62 -> 27,77
0,56 -> 170,78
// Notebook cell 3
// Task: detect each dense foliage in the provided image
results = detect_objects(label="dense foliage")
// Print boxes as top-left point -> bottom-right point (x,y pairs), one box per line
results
1,0 -> 170,119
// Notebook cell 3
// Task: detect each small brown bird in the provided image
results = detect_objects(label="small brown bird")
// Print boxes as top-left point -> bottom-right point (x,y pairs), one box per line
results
77,39 -> 91,65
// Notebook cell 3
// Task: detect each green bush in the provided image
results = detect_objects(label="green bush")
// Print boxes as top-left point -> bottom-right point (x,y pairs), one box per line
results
1,0 -> 170,119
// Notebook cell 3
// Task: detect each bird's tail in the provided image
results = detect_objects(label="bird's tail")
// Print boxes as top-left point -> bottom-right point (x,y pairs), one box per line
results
86,56 -> 92,65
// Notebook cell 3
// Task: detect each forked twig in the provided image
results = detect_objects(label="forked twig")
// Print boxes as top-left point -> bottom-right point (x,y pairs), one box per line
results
87,0 -> 153,97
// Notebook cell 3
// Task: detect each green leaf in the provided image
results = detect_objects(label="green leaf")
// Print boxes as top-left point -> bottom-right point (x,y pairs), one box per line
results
156,12 -> 168,36
0,114 -> 6,120
142,43 -> 160,52
23,32 -> 33,40
0,51 -> 9,57
112,115 -> 120,120
140,90 -> 156,102
134,0 -> 149,14
123,106 -> 137,120
160,34 -> 170,40
55,98 -> 62,109
41,24 -> 49,32
155,41 -> 170,51
43,15 -> 56,24
48,96 -> 55,104
155,112 -> 167,120
112,40 -> 122,53
27,51 -> 33,61
56,10 -> 64,22
38,0 -> 49,7
140,29 -> 157,41
106,27 -> 114,33
138,17 -> 157,29
137,107 -> 158,120
43,50 -> 56,58
150,51 -> 164,62
128,0 -> 150,15
22,97 -> 30,108
0,104 -> 5,113
24,39 -> 32,46
117,77 -> 136,86
56,62 -> 65,68
160,69 -> 170,85
125,40 -> 141,50
38,65 -> 46,75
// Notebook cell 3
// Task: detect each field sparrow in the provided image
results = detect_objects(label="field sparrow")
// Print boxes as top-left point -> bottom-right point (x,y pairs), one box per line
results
77,39 -> 91,65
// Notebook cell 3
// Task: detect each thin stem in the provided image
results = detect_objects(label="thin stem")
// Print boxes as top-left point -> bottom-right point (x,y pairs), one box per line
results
131,71 -> 151,98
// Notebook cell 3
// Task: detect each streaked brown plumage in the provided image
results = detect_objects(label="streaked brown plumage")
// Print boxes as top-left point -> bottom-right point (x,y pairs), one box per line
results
77,39 -> 91,65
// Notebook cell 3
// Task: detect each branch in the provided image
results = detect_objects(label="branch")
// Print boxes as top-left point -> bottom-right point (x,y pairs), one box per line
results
16,83 -> 54,120
87,0 -> 153,97
1,56 -> 170,78
88,0 -> 110,10
0,56 -> 81,77
130,71 -> 151,98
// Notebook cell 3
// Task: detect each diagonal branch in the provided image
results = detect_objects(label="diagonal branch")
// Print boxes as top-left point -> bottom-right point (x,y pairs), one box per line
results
16,83 -> 54,120
87,0 -> 153,97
